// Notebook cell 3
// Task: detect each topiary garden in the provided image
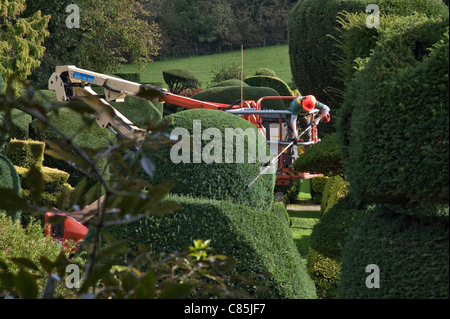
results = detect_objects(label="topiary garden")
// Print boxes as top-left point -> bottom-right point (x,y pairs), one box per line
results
1,0 -> 448,300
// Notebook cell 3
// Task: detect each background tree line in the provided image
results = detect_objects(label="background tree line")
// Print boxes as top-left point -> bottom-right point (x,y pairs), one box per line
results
1,0 -> 296,90
151,0 -> 297,58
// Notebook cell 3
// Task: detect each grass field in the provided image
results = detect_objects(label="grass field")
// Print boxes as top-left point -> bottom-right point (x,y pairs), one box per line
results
119,45 -> 293,89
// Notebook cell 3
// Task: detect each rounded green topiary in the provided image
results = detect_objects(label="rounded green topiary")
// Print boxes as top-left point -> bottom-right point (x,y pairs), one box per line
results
255,68 -> 277,77
339,206 -> 449,299
105,194 -> 317,299
136,108 -> 276,211
307,196 -> 364,298
193,86 -> 285,110
288,0 -> 449,108
112,96 -> 163,126
244,75 -> 294,107
338,15 -> 449,209
163,68 -> 200,93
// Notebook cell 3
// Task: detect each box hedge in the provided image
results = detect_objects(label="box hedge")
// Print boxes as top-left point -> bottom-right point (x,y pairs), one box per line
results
208,79 -> 249,89
192,86 -> 285,110
293,133 -> 343,177
5,139 -> 45,169
163,68 -> 200,93
29,107 -> 114,187
337,15 -> 449,209
104,194 -> 317,299
244,76 -> 294,107
310,175 -> 328,203
339,206 -> 449,299
135,108 -> 276,211
306,195 -> 364,298
288,0 -> 449,108
320,175 -> 349,216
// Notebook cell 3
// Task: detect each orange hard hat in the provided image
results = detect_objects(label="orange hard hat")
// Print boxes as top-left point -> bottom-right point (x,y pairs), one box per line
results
302,95 -> 317,112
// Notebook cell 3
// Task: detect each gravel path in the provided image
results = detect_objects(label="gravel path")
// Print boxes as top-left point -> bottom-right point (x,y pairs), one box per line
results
287,204 -> 321,211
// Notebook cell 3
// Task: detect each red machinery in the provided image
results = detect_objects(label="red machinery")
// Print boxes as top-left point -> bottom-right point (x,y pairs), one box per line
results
44,212 -> 88,252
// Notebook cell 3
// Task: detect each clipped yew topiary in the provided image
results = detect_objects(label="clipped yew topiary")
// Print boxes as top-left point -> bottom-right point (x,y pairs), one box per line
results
311,175 -> 328,204
106,194 -> 317,299
320,175 -> 349,216
338,15 -> 449,209
29,107 -> 114,187
293,133 -> 343,177
193,86 -> 285,110
244,75 -> 294,107
288,0 -> 449,108
136,108 -> 276,211
163,68 -> 200,94
5,139 -> 45,169
339,206 -> 449,299
208,79 -> 249,89
255,68 -> 277,77
307,195 -> 364,299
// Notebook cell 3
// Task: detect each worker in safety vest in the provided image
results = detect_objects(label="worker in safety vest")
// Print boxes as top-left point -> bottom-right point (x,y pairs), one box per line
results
287,95 -> 330,143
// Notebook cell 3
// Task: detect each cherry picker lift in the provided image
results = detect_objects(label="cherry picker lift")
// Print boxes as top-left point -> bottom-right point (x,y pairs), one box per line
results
45,65 -> 328,248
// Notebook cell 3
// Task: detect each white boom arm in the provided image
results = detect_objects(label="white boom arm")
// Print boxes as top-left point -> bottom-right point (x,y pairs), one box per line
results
48,65 -> 164,142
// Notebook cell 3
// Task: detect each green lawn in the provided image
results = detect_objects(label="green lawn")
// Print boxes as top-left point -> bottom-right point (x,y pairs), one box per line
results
119,45 -> 293,89
288,209 -> 320,258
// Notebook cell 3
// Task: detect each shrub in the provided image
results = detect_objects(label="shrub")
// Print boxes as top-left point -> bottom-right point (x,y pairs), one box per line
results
284,179 -> 312,203
0,214 -> 84,298
163,68 -> 200,94
0,154 -> 22,220
306,196 -> 364,298
193,86 -> 285,110
29,107 -> 114,187
272,201 -> 291,226
105,194 -> 317,299
134,108 -> 276,211
288,0 -> 449,108
244,75 -> 294,107
311,175 -> 328,203
0,109 -> 32,143
338,15 -> 449,209
320,175 -> 349,216
339,206 -> 449,298
111,96 -> 163,126
210,62 -> 243,85
5,139 -> 45,169
293,133 -> 343,177
208,79 -> 249,89
255,68 -> 277,77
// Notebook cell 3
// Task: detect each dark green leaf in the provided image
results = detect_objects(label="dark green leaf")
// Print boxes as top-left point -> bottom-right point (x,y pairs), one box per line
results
9,257 -> 40,272
15,269 -> 39,299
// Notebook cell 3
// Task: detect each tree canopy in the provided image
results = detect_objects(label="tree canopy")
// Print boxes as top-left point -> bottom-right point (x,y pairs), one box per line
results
0,0 -> 49,81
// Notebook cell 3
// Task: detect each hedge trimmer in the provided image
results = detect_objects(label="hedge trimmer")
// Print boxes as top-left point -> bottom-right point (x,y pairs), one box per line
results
247,123 -> 314,187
